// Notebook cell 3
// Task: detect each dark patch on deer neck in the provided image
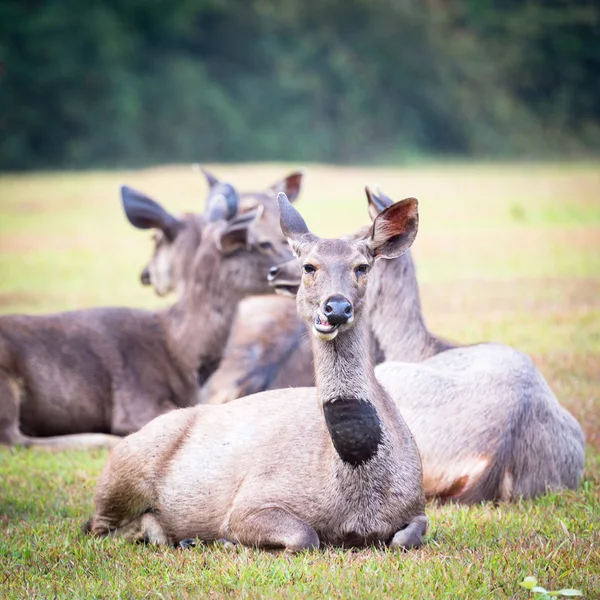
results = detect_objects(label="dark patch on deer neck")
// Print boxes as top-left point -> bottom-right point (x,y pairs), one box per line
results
323,398 -> 382,466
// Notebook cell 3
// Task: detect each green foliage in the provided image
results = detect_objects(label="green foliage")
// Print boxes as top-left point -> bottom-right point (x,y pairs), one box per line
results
520,575 -> 583,598
1,0 -> 599,170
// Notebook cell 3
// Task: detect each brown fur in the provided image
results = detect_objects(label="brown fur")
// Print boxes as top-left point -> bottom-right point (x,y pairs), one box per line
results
86,194 -> 426,551
0,189 -> 292,450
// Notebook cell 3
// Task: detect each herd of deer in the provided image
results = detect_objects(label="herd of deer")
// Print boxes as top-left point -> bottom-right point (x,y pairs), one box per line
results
0,168 -> 585,551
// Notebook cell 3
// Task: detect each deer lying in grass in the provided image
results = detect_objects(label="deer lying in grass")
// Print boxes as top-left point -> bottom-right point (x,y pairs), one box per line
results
85,194 -> 427,551
0,186 -> 292,450
268,189 -> 585,502
130,167 -> 314,401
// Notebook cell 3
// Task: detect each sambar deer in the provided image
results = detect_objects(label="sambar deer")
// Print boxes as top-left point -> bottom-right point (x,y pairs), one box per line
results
0,186 -> 292,450
269,188 -> 586,502
85,194 -> 427,551
130,167 -> 314,402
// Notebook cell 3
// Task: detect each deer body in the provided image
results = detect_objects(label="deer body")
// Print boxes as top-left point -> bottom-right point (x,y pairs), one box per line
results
376,343 -> 585,501
0,187 -> 292,449
87,194 -> 426,550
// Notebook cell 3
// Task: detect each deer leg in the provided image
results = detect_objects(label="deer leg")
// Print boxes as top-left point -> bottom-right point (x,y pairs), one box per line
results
0,373 -> 25,446
228,507 -> 319,551
115,513 -> 169,545
389,514 -> 428,550
86,512 -> 169,545
0,372 -> 120,450
17,433 -> 121,451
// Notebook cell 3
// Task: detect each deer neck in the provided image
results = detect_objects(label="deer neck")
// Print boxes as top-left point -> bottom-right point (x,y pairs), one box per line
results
312,319 -> 394,467
160,268 -> 244,387
367,251 -> 453,362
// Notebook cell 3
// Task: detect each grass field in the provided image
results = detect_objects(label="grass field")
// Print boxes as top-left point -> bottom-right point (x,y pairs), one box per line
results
1,163 -> 599,599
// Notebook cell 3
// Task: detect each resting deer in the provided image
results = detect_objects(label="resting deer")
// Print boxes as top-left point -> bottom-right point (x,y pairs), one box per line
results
130,167 -> 313,402
85,194 -> 427,551
0,186 -> 292,450
268,189 -> 585,502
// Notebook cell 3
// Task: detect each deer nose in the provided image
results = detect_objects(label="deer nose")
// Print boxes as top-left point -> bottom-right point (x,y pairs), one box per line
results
267,265 -> 280,282
323,295 -> 353,325
140,268 -> 151,286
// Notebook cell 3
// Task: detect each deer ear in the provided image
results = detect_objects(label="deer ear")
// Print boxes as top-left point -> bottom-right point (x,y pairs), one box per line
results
278,193 -> 315,251
369,197 -> 418,259
217,205 -> 263,255
365,186 -> 394,221
206,183 -> 239,222
193,164 -> 220,188
271,171 -> 304,203
121,186 -> 182,241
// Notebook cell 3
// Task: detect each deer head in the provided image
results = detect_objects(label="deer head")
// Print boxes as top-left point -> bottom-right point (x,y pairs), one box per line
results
271,187 -> 418,303
278,191 -> 419,341
122,184 -> 293,298
125,169 -> 304,298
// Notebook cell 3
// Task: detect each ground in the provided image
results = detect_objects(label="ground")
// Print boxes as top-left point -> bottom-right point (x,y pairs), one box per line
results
0,163 -> 598,599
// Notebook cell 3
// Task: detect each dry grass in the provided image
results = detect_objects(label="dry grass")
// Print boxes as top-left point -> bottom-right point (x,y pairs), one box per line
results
0,162 -> 599,598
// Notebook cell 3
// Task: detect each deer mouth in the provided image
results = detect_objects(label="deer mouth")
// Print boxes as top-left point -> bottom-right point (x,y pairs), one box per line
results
273,283 -> 299,298
313,314 -> 339,341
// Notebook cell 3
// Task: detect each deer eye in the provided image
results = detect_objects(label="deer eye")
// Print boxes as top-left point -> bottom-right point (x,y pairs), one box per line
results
355,264 -> 370,277
303,264 -> 316,274
258,241 -> 274,252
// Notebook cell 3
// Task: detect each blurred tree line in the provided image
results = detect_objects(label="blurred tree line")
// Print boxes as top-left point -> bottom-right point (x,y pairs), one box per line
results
1,0 -> 598,170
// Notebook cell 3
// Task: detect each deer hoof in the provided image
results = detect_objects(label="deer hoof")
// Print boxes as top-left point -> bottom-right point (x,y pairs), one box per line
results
216,538 -> 237,551
390,515 -> 428,550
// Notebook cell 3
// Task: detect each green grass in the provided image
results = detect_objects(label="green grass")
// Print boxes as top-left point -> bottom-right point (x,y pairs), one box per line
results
1,163 -> 599,598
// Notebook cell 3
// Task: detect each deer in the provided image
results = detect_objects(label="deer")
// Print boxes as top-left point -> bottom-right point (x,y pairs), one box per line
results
85,193 -> 427,551
266,188 -> 585,502
0,185 -> 293,450
129,167 -> 313,402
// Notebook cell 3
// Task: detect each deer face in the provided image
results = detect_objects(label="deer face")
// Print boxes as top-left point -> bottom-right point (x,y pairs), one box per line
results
166,187 -> 293,301
122,186 -> 204,297
278,190 -> 419,341
128,170 -> 304,298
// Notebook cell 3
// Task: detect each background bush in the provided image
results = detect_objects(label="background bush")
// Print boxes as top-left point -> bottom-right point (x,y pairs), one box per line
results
1,0 -> 599,170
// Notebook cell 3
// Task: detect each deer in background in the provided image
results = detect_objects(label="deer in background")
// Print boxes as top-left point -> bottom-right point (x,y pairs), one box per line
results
131,167 -> 314,401
86,193 -> 426,551
137,167 -> 304,298
268,188 -> 585,502
0,186 -> 292,450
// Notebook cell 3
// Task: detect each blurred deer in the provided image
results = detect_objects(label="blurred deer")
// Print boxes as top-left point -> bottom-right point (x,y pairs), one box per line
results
138,167 -> 303,298
86,194 -> 426,551
129,167 -> 314,402
268,188 -> 585,502
0,186 -> 292,450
